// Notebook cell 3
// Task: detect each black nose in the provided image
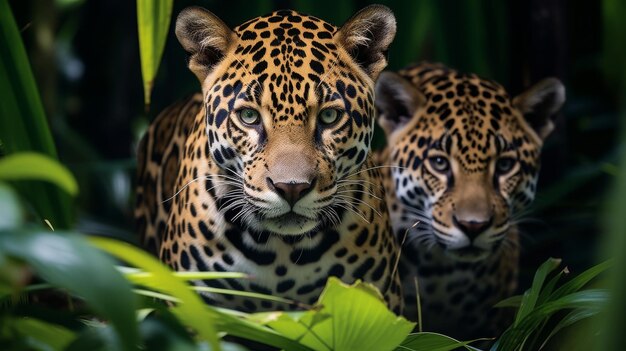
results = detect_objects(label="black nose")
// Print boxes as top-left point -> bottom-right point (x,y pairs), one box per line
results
453,216 -> 493,240
267,178 -> 315,207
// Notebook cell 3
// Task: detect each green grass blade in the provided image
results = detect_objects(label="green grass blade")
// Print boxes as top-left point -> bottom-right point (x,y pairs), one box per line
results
89,237 -> 220,350
0,230 -> 139,351
536,268 -> 567,305
137,0 -> 173,109
0,1 -> 73,228
193,286 -> 307,307
0,152 -> 78,196
514,258 -> 561,326
120,268 -> 248,282
395,332 -> 487,351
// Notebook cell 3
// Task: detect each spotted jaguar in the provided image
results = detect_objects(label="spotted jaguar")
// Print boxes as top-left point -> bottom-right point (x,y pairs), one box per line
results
135,5 -> 403,313
374,62 -> 565,338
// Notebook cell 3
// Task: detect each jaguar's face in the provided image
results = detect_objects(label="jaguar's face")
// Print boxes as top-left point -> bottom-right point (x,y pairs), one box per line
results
176,6 -> 396,235
376,68 -> 565,261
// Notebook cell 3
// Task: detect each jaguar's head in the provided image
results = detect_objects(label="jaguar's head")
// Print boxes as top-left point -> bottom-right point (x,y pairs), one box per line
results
375,67 -> 565,261
176,6 -> 396,235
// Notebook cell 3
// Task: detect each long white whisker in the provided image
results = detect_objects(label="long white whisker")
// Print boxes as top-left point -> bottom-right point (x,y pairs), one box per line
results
335,194 -> 382,218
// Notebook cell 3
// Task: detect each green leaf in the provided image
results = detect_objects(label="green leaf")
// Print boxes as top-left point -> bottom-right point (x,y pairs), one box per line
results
396,332 -> 485,351
0,2 -> 57,156
10,317 -> 76,351
215,312 -> 314,351
0,1 -> 73,227
494,295 -> 523,309
536,267 -> 567,305
137,0 -> 173,108
548,259 -> 612,300
514,258 -> 561,326
0,230 -> 138,351
258,277 -> 415,351
0,152 -> 78,196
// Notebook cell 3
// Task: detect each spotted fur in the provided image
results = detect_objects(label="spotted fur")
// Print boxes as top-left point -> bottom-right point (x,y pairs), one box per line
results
375,62 -> 565,338
135,6 -> 403,314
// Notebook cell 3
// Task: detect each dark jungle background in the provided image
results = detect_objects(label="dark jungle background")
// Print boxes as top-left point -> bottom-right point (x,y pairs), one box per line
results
4,0 -> 626,348
10,0 -> 621,288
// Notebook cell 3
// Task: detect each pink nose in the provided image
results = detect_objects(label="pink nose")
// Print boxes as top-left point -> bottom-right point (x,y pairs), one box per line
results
267,178 -> 315,206
453,216 -> 493,240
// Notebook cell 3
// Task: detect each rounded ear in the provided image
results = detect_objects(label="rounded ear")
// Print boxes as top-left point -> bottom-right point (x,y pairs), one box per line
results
175,7 -> 235,82
375,71 -> 425,137
513,78 -> 566,140
336,5 -> 396,80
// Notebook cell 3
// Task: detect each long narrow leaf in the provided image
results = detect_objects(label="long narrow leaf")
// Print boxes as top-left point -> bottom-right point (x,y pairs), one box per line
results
0,1 -> 72,227
0,152 -> 78,196
514,258 -> 561,326
137,0 -> 173,108
395,332 -> 485,351
537,267 -> 568,305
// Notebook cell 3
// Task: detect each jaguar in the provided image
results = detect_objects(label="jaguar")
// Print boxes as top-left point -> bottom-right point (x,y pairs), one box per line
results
374,62 -> 565,338
135,5 -> 403,314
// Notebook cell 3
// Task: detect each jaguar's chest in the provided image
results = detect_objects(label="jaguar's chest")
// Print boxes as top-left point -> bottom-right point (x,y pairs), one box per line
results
161,215 -> 398,313
394,217 -> 518,338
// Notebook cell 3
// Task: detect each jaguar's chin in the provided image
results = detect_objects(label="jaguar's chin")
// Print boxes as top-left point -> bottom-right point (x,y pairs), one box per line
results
261,212 -> 320,236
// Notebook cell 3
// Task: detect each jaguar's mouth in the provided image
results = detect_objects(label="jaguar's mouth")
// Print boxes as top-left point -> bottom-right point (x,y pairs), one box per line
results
261,211 -> 320,236
446,245 -> 490,262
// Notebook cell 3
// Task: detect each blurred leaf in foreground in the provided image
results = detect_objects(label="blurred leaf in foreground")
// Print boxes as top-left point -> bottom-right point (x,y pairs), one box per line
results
0,152 -> 79,196
0,231 -> 139,351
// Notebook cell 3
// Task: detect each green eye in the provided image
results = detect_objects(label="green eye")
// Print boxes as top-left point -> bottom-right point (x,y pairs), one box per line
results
495,157 -> 516,174
238,108 -> 260,125
428,156 -> 450,173
318,108 -> 341,125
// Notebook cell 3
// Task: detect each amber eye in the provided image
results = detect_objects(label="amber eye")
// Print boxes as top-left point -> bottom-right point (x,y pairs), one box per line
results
237,108 -> 260,125
318,108 -> 341,125
495,157 -> 516,175
428,156 -> 450,173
